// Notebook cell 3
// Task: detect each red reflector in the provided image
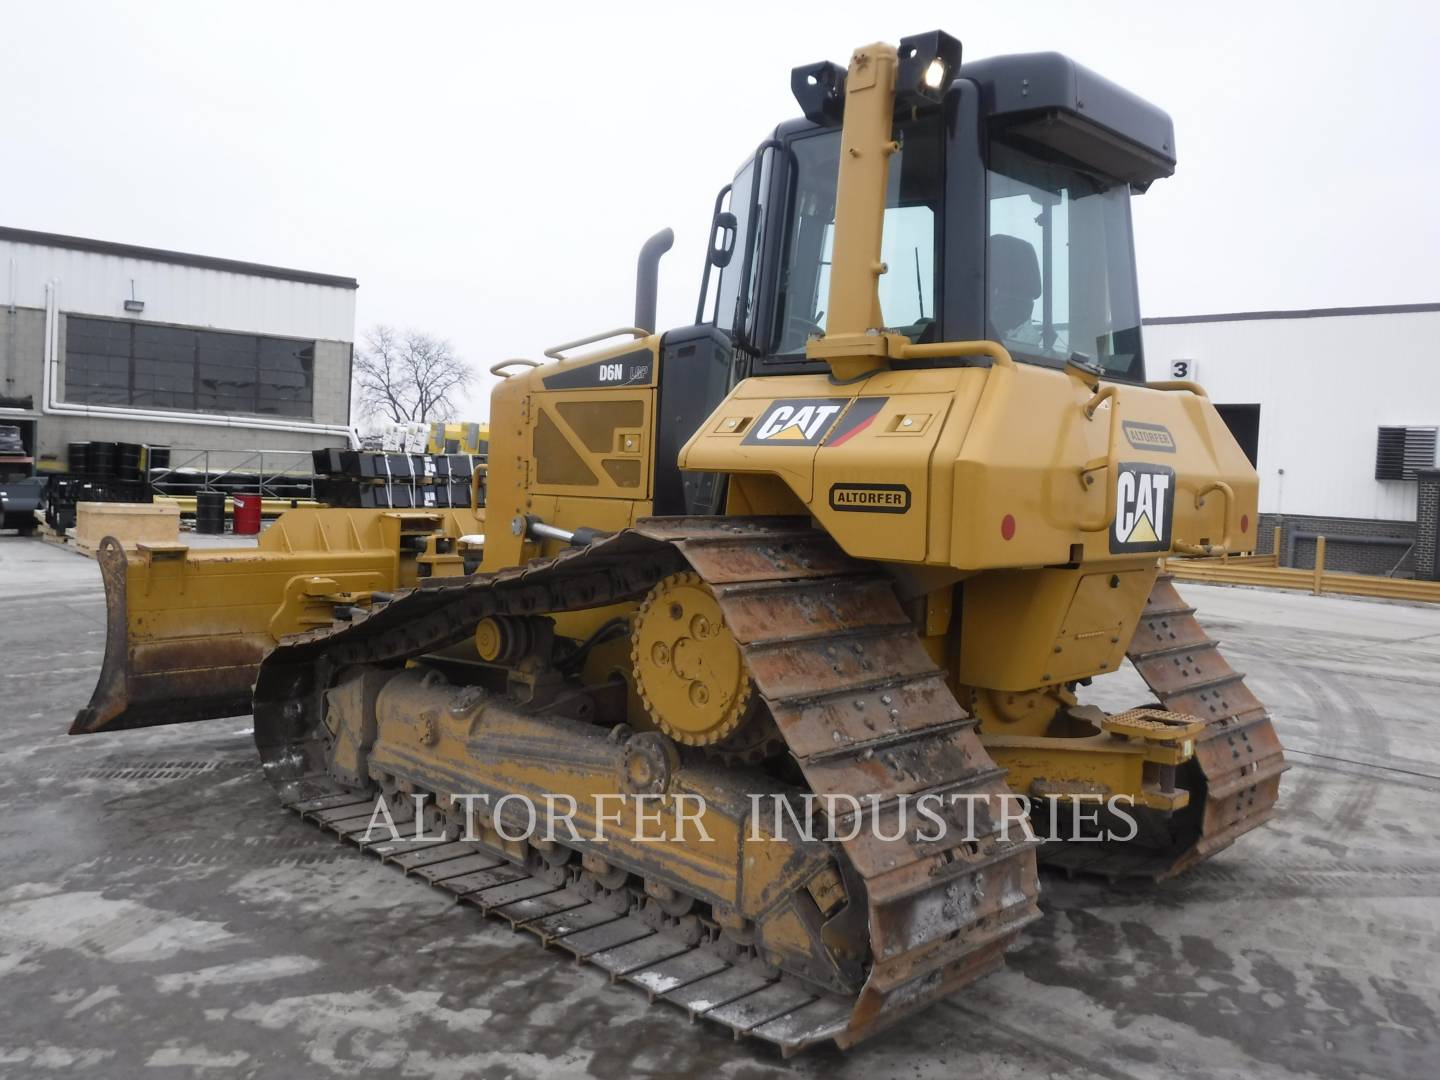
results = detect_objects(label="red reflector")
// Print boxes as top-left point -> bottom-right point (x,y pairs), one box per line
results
1000,514 -> 1016,540
1241,513 -> 1250,533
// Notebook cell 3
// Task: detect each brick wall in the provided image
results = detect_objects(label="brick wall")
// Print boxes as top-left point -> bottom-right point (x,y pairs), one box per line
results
1258,512 -> 1418,576
1417,469 -> 1440,581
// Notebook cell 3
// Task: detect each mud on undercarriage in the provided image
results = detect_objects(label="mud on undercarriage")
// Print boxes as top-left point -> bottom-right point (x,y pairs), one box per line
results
239,518 -> 1282,1052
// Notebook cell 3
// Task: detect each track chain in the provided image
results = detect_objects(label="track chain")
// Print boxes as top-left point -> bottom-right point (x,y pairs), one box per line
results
253,517 -> 1040,1052
1042,572 -> 1287,879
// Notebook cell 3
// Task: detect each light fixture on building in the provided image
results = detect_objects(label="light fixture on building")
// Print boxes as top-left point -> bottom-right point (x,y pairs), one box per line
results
124,278 -> 144,313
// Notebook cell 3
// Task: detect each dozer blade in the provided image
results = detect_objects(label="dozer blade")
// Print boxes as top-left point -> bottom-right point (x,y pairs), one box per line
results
72,536 -> 395,734
71,507 -> 485,735
73,538 -> 262,733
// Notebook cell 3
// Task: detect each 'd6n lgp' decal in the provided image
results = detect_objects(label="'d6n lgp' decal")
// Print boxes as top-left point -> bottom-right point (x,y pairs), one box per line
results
1110,463 -> 1176,554
741,399 -> 845,446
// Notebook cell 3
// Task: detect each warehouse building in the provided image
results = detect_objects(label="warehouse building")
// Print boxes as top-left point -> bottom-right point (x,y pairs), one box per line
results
1143,303 -> 1440,577
0,226 -> 358,473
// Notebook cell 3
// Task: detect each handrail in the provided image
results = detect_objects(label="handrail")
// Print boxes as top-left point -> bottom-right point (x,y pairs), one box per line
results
543,327 -> 649,361
1148,379 -> 1209,398
1083,383 -> 1117,419
1076,385 -> 1122,532
890,338 -> 1015,368
489,359 -> 541,378
1175,480 -> 1235,556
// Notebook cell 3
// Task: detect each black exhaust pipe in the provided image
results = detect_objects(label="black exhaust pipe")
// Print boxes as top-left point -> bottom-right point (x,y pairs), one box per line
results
633,227 -> 674,334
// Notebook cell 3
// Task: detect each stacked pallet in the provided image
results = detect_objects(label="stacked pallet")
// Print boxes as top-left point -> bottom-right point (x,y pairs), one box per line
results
311,449 -> 485,510
72,502 -> 180,556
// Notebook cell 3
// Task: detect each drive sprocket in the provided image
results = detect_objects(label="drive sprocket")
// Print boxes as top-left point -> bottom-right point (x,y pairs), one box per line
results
631,571 -> 756,747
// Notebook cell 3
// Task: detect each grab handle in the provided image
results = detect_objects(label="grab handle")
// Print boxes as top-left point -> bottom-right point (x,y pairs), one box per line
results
1076,387 -> 1122,532
1174,480 -> 1235,555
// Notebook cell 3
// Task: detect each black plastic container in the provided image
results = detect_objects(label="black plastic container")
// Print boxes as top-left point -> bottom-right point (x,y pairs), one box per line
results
195,490 -> 226,534
88,441 -> 118,478
116,442 -> 144,481
67,442 -> 89,476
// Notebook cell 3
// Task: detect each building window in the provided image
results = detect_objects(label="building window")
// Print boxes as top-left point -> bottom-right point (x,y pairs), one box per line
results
66,315 -> 314,418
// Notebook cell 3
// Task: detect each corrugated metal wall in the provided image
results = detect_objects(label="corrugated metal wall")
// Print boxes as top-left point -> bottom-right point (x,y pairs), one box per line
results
1143,309 -> 1440,522
1,237 -> 355,342
1,234 -> 356,462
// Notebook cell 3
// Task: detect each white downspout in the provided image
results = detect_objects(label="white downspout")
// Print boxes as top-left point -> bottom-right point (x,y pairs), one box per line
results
37,279 -> 359,447
0,257 -> 20,413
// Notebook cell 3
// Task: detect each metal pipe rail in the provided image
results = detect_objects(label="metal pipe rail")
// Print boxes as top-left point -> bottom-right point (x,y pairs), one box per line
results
148,448 -> 318,501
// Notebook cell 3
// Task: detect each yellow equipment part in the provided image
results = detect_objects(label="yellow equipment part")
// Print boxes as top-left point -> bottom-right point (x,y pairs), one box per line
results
680,361 -> 1255,573
347,667 -> 846,979
427,420 -> 489,455
73,507 -> 483,734
631,571 -> 756,747
254,518 -> 1043,1051
983,705 -> 1206,813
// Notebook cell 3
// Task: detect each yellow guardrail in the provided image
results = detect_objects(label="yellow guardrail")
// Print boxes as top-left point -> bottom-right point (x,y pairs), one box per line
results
1164,527 -> 1440,604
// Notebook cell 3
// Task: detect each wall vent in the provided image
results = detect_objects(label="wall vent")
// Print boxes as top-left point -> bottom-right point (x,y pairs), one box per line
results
1376,426 -> 1437,480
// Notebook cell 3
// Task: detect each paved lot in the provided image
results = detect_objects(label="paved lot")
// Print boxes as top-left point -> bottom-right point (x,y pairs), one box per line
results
2,536 -> 1438,1079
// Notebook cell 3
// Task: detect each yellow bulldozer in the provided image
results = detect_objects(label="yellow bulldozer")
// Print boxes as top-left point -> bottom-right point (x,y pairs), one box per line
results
74,30 -> 1284,1053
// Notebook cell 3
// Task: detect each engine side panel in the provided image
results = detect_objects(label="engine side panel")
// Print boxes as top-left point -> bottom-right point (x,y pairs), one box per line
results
679,362 -> 1258,571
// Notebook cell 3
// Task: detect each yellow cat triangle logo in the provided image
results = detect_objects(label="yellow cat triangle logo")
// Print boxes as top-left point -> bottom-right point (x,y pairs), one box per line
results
768,424 -> 810,440
1125,513 -> 1159,544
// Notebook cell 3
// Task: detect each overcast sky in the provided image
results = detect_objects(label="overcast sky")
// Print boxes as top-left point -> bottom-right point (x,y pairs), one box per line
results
3,1 -> 1436,420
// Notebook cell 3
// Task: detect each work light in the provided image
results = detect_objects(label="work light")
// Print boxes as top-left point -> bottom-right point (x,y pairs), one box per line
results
897,30 -> 962,106
790,60 -> 847,126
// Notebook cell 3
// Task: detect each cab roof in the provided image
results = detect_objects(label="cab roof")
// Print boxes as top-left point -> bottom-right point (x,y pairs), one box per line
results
772,50 -> 1176,189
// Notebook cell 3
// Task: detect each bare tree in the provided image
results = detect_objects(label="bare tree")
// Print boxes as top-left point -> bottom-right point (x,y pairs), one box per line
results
352,325 -> 474,423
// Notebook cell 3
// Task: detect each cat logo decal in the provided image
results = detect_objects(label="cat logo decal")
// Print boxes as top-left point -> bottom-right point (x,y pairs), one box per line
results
741,399 -> 845,446
1111,463 -> 1176,553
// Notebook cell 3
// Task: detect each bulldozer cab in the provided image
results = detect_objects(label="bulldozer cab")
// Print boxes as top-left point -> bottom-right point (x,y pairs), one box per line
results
704,51 -> 1173,383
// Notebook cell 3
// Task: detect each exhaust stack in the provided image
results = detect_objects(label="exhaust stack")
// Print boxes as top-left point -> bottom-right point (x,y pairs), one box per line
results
633,227 -> 674,333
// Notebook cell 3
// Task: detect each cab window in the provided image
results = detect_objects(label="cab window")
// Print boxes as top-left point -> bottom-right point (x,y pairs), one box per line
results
986,140 -> 1145,378
716,154 -> 769,334
772,120 -> 942,357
